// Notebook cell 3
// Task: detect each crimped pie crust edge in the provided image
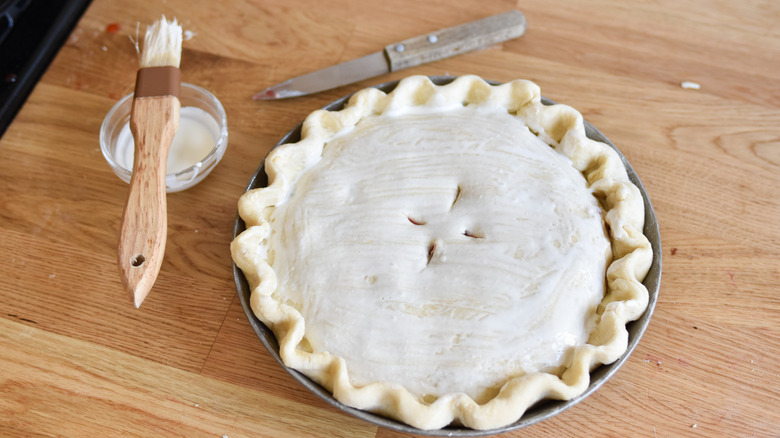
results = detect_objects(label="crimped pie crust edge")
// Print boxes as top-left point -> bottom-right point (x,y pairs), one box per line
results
231,75 -> 653,430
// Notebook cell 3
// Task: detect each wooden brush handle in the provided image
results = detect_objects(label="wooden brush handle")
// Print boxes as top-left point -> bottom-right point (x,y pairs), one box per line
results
118,96 -> 180,307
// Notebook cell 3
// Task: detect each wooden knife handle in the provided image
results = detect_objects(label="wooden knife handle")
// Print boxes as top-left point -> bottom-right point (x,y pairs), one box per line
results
118,96 -> 179,307
384,10 -> 526,71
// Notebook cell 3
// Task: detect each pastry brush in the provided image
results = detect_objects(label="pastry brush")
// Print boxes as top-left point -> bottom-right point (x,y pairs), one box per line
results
118,16 -> 182,308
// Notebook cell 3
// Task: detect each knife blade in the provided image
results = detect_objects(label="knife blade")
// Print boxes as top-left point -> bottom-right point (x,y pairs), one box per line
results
253,10 -> 526,100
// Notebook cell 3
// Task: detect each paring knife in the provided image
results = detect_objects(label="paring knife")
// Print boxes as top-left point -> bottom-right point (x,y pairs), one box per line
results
253,10 -> 526,100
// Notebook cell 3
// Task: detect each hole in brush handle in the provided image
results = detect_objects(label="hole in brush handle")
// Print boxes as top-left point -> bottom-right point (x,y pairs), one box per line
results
130,254 -> 146,267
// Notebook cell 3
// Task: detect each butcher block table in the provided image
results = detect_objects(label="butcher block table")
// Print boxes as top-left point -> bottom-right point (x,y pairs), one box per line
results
1,0 -> 778,436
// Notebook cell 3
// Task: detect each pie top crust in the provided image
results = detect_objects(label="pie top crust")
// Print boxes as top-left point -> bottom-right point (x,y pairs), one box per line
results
232,75 -> 653,430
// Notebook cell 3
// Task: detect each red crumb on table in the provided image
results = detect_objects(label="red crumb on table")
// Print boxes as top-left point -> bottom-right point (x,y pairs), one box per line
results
644,353 -> 663,367
106,22 -> 121,33
671,247 -> 678,255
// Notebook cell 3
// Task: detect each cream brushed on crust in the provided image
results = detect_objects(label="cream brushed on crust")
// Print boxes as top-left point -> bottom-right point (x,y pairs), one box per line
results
231,75 -> 652,430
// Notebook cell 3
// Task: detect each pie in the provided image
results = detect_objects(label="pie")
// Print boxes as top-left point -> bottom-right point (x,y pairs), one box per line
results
231,75 -> 653,430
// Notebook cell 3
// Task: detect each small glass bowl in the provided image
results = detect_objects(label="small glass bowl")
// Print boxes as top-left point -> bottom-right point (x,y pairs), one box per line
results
100,83 -> 228,193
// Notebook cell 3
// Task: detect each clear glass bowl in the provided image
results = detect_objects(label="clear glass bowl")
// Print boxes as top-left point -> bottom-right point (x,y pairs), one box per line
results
100,82 -> 228,193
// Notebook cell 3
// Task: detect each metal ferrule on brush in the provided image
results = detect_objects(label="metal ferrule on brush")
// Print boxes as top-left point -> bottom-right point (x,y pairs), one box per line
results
134,66 -> 181,99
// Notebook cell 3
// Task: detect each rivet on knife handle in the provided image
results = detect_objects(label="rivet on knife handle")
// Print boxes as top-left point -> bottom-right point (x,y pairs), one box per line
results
384,10 -> 526,71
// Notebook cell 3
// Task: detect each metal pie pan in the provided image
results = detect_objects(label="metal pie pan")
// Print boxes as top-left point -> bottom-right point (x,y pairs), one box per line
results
233,76 -> 662,436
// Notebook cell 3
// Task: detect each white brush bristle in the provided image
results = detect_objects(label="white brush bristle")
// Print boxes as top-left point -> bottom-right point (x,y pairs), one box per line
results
140,16 -> 183,68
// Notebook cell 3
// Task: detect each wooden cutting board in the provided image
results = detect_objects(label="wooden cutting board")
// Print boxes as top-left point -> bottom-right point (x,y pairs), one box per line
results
0,0 -> 777,436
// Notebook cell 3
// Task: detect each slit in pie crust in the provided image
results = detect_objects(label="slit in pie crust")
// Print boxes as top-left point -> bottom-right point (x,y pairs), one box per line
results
231,75 -> 653,430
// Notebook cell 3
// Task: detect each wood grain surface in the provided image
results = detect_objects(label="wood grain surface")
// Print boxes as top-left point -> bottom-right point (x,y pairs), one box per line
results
1,0 -> 778,436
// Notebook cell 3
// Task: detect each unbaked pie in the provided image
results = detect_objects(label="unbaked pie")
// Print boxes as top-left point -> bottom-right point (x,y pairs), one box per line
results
231,75 -> 652,430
